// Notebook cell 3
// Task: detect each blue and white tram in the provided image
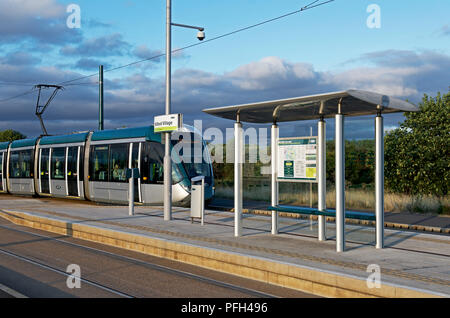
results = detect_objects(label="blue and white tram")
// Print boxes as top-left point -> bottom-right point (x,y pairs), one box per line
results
0,125 -> 214,205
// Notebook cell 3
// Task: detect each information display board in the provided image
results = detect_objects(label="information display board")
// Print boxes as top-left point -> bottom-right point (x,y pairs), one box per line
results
277,137 -> 318,182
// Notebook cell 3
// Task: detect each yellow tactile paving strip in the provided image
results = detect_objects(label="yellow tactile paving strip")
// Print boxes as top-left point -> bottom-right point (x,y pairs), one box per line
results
4,207 -> 449,289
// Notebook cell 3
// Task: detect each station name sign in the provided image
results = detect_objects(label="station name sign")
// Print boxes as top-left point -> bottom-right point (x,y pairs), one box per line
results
154,114 -> 183,133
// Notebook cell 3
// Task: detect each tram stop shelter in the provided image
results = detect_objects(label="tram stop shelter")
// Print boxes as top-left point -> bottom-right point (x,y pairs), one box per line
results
203,89 -> 418,252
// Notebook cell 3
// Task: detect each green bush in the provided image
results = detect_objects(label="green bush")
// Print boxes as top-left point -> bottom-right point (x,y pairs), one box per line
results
385,90 -> 449,196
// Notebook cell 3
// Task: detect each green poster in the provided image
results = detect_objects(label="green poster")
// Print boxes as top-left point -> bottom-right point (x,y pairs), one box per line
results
284,160 -> 294,177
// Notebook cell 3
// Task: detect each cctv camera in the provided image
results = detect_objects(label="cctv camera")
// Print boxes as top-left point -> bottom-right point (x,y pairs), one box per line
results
197,31 -> 205,41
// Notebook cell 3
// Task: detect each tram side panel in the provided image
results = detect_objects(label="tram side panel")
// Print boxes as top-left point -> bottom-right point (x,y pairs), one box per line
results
87,140 -> 190,205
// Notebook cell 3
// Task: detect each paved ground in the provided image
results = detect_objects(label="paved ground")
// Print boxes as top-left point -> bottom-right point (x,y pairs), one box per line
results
0,194 -> 449,297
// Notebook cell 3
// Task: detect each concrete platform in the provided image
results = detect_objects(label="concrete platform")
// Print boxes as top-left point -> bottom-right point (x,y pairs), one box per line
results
0,194 -> 449,298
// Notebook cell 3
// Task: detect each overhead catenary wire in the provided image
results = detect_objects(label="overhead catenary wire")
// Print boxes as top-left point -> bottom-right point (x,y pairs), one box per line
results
0,88 -> 37,103
0,0 -> 335,102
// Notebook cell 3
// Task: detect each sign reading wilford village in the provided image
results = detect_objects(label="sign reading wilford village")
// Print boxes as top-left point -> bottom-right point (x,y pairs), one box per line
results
154,114 -> 183,133
277,137 -> 318,182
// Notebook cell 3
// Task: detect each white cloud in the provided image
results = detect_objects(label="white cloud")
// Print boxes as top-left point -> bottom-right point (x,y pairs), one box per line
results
226,56 -> 320,90
0,0 -> 64,19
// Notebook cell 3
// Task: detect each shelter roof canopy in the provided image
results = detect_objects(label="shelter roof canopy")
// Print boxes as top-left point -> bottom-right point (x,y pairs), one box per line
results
202,89 -> 418,123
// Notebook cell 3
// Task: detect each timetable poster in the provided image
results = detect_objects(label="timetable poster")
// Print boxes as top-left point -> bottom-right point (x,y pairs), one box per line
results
277,137 -> 318,182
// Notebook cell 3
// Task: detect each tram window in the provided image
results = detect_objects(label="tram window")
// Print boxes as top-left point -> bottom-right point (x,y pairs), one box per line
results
67,147 -> 78,178
89,145 -> 109,181
140,142 -> 164,184
10,152 -> 19,177
51,147 -> 65,179
110,143 -> 128,182
79,146 -> 84,180
140,142 -> 183,185
172,162 -> 183,184
131,143 -> 139,169
40,148 -> 50,178
9,150 -> 33,178
3,153 -> 6,179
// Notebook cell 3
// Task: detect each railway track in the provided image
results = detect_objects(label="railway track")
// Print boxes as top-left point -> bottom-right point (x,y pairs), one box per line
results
0,222 -> 279,298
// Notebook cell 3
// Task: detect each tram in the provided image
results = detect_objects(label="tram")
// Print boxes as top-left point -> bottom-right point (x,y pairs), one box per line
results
0,125 -> 214,205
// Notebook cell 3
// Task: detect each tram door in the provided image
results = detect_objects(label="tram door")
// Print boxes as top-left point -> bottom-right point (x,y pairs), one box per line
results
67,146 -> 78,197
0,152 -> 3,191
40,148 -> 50,194
131,143 -> 140,202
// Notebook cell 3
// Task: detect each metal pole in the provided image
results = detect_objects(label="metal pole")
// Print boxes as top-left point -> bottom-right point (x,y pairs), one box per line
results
164,0 -> 172,221
335,112 -> 345,252
234,120 -> 243,237
98,65 -> 104,131
129,173 -> 134,216
271,124 -> 279,234
318,118 -> 326,241
375,112 -> 384,249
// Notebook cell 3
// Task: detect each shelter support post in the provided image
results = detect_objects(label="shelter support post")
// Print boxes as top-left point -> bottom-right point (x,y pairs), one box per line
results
335,111 -> 345,252
375,111 -> 384,249
271,124 -> 279,235
318,118 -> 326,241
234,120 -> 243,237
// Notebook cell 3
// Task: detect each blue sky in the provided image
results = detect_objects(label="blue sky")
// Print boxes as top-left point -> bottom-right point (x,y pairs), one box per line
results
0,0 -> 449,139
54,0 -> 450,73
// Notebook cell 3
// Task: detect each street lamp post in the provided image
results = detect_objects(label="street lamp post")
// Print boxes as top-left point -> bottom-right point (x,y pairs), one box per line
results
164,0 -> 172,221
164,0 -> 205,221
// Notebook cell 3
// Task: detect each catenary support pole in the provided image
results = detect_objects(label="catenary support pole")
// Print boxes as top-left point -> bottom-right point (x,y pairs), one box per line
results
375,111 -> 384,249
164,0 -> 172,221
318,117 -> 326,241
234,119 -> 243,237
98,65 -> 104,131
335,108 -> 345,252
271,123 -> 279,234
